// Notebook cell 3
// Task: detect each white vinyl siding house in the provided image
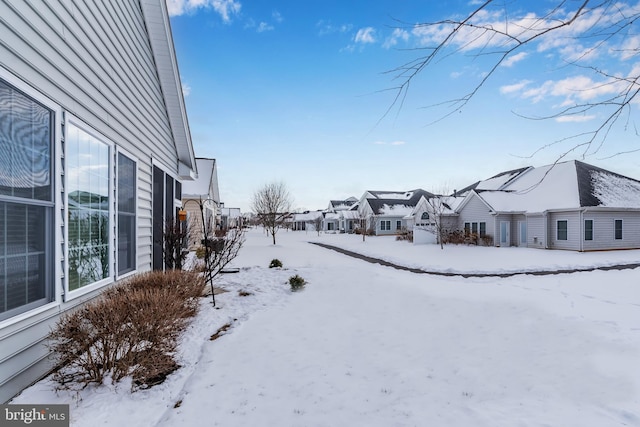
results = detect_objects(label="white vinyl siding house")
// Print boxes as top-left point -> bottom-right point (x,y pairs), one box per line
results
0,0 -> 196,403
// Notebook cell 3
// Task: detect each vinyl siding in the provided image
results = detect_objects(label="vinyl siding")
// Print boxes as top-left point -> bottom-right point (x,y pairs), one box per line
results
0,0 -> 181,402
548,211 -> 581,251
0,1 -> 178,171
582,211 -> 640,251
457,194 -> 495,238
526,214 -> 547,249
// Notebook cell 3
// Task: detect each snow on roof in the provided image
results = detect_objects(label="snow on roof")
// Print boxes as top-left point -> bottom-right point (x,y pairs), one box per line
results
475,167 -> 531,191
341,210 -> 361,219
367,190 -> 425,200
591,170 -> 640,208
182,158 -> 216,197
292,211 -> 324,222
474,160 -> 640,213
377,203 -> 414,216
324,212 -> 340,220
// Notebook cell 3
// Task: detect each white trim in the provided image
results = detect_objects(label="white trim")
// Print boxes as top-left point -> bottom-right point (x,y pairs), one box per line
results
64,115 -> 115,302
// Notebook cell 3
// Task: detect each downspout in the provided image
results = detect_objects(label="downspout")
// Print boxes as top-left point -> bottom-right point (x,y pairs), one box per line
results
543,211 -> 549,249
579,209 -> 584,252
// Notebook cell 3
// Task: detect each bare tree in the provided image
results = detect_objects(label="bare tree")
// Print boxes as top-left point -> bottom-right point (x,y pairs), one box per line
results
354,208 -> 377,242
251,181 -> 293,245
200,226 -> 245,303
424,196 -> 450,250
387,1 -> 640,159
310,214 -> 324,236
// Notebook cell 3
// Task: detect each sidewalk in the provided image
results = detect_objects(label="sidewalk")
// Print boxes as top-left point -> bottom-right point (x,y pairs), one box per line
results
310,242 -> 640,278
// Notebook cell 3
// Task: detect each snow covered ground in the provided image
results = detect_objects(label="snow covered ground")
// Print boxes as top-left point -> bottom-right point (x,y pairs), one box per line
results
12,228 -> 640,426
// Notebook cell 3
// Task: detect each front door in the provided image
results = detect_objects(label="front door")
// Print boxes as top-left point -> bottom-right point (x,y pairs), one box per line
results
500,221 -> 511,246
519,221 -> 527,246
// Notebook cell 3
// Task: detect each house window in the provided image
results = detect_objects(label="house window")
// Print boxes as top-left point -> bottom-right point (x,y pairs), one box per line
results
380,220 -> 391,231
614,219 -> 622,240
421,212 -> 429,220
464,222 -> 470,235
117,152 -> 136,275
471,222 -> 478,235
396,220 -> 402,231
0,78 -> 54,320
479,222 -> 486,237
67,123 -> 111,290
557,220 -> 568,241
584,219 -> 593,241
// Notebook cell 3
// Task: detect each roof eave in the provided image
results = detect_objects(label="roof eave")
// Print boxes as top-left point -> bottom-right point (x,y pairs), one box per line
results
140,0 -> 197,181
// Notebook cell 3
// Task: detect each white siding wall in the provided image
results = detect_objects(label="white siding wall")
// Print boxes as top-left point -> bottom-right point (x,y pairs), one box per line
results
0,0 -> 180,402
526,214 -> 547,249
457,194 -> 495,238
582,211 -> 640,251
548,211 -> 581,251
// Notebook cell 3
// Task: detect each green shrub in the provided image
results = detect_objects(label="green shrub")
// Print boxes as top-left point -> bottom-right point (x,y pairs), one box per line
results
49,270 -> 205,391
288,274 -> 306,292
269,258 -> 283,268
195,246 -> 206,259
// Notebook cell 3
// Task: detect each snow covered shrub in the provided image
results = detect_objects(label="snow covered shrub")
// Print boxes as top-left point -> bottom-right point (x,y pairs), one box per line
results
49,270 -> 205,391
269,258 -> 283,268
288,274 -> 306,291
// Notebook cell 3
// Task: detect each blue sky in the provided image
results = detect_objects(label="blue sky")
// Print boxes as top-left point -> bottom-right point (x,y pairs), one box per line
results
167,0 -> 640,212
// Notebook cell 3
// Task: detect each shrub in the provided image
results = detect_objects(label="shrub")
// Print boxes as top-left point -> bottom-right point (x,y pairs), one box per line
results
396,227 -> 413,242
269,258 -> 283,268
288,274 -> 306,292
480,234 -> 494,246
49,270 -> 205,391
195,245 -> 206,259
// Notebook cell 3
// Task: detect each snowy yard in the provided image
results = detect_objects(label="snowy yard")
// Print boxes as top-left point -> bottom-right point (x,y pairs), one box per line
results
13,228 -> 640,426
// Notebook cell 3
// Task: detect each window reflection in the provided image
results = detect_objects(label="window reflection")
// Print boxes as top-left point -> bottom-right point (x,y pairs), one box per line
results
67,124 -> 110,290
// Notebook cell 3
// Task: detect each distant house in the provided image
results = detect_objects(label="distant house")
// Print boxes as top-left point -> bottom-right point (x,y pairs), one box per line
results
358,189 -> 434,235
291,211 -> 324,231
182,158 -> 221,249
0,0 -> 197,402
220,207 -> 242,229
408,195 -> 463,243
412,161 -> 640,251
328,197 -> 358,212
325,197 -> 358,232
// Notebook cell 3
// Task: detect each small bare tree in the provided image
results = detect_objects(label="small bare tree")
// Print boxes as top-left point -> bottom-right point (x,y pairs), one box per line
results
310,214 -> 324,236
354,209 -> 377,242
424,196 -> 450,250
251,181 -> 293,245
200,226 -> 245,302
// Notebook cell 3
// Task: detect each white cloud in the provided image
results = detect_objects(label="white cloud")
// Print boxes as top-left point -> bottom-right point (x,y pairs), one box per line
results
555,115 -> 596,123
272,11 -> 283,23
166,0 -> 241,22
382,28 -> 409,49
317,20 -> 352,36
182,82 -> 191,97
355,27 -> 376,44
257,22 -> 273,33
499,80 -> 531,95
501,52 -> 528,67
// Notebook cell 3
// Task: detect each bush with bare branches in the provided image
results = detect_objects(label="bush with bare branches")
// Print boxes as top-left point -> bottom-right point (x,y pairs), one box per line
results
49,270 -> 205,391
